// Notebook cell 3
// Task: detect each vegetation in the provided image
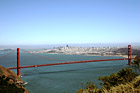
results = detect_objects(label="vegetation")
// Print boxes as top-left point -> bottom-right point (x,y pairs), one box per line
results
133,56 -> 140,72
0,75 -> 25,93
77,68 -> 139,93
102,76 -> 140,93
99,68 -> 138,89
0,66 -> 28,93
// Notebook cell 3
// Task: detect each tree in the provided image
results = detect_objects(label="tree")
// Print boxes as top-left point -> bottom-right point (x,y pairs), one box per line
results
98,68 -> 138,90
77,68 -> 138,93
133,57 -> 140,73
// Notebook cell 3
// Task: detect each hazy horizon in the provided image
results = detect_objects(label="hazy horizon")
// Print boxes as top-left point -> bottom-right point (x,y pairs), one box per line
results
0,42 -> 140,49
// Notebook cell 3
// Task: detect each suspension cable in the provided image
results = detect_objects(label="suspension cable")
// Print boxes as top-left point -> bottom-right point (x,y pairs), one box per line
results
20,49 -> 65,61
0,49 -> 16,60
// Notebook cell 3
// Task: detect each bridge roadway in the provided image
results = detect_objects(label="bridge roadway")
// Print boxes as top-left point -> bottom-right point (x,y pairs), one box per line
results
8,58 -> 134,69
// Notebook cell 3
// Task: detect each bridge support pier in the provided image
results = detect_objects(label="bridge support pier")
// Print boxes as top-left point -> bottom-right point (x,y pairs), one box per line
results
17,48 -> 21,76
128,45 -> 132,65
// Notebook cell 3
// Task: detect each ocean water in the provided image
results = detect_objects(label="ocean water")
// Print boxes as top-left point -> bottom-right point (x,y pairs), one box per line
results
0,50 -> 129,93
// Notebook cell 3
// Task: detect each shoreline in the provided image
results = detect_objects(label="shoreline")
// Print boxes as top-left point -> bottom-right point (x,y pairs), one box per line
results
35,52 -> 136,58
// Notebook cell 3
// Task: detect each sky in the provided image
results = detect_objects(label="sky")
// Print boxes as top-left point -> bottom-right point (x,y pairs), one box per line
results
0,0 -> 140,46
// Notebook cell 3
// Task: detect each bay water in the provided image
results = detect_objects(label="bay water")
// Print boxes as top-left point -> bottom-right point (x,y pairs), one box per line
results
0,50 -> 129,93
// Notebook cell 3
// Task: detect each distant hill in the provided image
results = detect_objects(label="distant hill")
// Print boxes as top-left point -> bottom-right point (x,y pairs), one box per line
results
114,48 -> 140,56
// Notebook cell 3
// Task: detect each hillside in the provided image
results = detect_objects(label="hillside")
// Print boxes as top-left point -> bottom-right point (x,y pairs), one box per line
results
77,68 -> 140,93
114,48 -> 140,56
77,75 -> 140,93
0,65 -> 28,93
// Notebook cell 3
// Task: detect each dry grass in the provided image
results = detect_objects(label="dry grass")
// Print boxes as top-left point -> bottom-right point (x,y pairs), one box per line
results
104,75 -> 140,93
0,65 -> 22,81
77,76 -> 140,93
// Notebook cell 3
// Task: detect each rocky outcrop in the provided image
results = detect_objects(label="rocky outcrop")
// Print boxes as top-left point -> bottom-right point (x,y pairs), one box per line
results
0,65 -> 29,93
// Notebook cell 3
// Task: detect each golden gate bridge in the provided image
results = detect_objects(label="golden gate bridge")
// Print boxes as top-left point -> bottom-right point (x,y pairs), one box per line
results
0,45 -> 134,76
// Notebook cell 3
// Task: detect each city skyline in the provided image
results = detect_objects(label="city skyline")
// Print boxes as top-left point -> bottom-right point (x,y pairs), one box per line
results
0,0 -> 140,46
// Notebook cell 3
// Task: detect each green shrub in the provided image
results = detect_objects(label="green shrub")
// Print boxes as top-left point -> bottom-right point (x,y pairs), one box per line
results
98,68 -> 138,89
77,81 -> 100,93
133,57 -> 140,70
77,68 -> 139,93
104,76 -> 140,93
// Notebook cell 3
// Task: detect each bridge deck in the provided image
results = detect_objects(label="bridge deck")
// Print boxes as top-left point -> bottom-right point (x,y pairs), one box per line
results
8,58 -> 134,69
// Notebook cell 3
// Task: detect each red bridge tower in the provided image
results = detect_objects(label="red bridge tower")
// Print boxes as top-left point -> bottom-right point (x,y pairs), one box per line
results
128,45 -> 132,65
17,48 -> 21,76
